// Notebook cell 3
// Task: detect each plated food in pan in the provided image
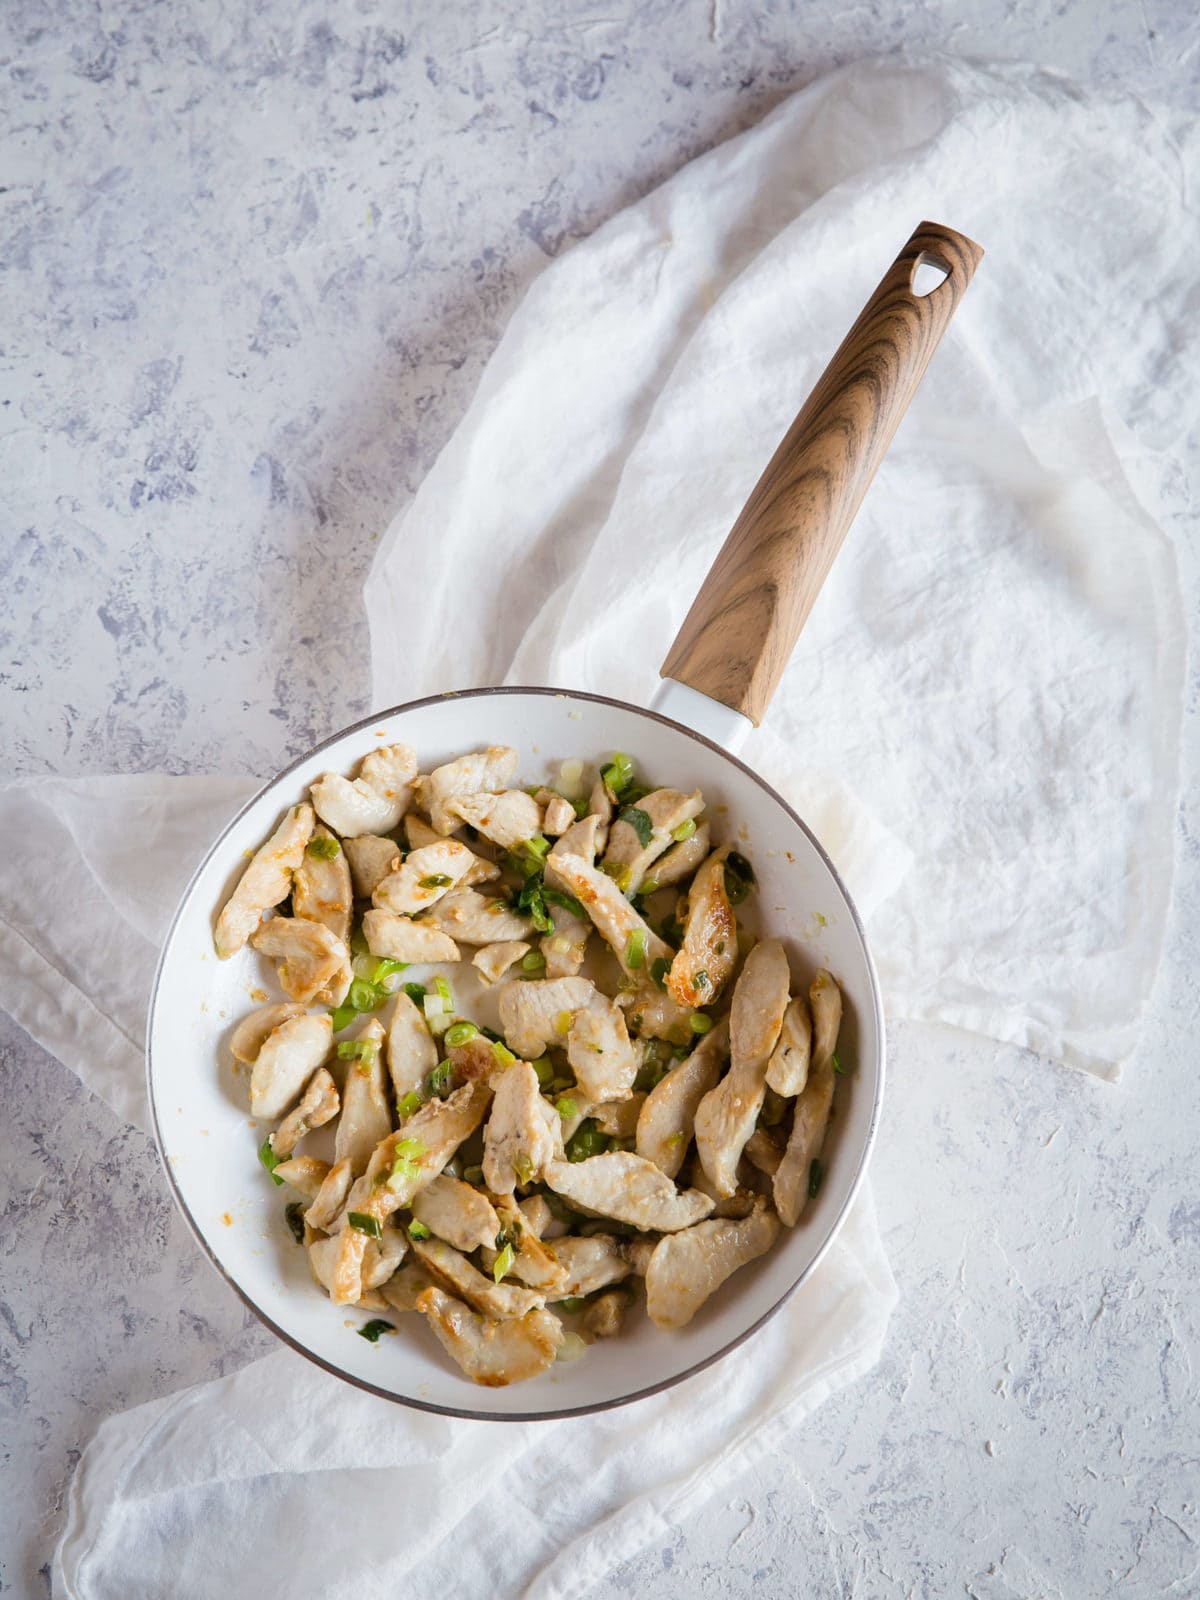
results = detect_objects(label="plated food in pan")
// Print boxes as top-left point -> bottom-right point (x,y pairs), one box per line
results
216,741 -> 844,1387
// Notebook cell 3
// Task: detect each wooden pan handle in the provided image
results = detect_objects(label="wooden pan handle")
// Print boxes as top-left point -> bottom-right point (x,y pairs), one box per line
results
660,220 -> 983,725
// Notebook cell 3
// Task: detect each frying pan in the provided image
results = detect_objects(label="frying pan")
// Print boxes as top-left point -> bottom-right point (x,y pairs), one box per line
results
149,221 -> 982,1420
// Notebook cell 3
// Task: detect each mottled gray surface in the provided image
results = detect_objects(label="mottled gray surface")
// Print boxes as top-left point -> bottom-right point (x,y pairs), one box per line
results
2,2 -> 1199,1596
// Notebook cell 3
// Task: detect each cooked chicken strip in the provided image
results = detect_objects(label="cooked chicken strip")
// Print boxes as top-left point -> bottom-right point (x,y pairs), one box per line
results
230,1002 -> 305,1064
386,990 -> 438,1102
649,822 -> 711,889
425,746 -> 519,835
416,1287 -> 562,1387
250,916 -> 349,1006
497,975 -> 595,1060
419,887 -> 534,944
619,982 -> 696,1046
765,996 -> 812,1098
361,1225 -> 408,1290
666,846 -> 736,1008
687,1155 -> 759,1219
549,1235 -> 633,1298
808,969 -> 843,1075
544,1153 -> 715,1233
411,1175 -> 502,1254
567,994 -> 638,1102
375,841 -> 497,919
215,804 -> 313,958
623,1235 -> 658,1275
645,1200 -> 780,1329
548,812 -> 600,866
693,939 -> 790,1197
272,1066 -> 339,1158
404,814 -> 443,851
601,788 -> 704,894
479,1198 -> 570,1295
334,1020 -> 391,1176
361,908 -> 461,965
272,1155 -> 330,1200
588,777 -> 613,827
410,1236 -> 545,1320
542,794 -> 575,835
291,825 -> 353,945
774,973 -> 841,1225
483,1059 -> 560,1193
744,1125 -> 785,1178
517,1193 -> 570,1241
541,900 -> 591,978
546,835 -> 673,978
472,940 -> 531,985
310,744 -> 416,838
380,1261 -> 435,1313
581,1291 -> 627,1342
637,1017 -> 729,1179
590,1093 -> 646,1139
342,834 -> 400,899
305,1156 -> 354,1230
447,1033 -> 505,1085
248,1012 -> 332,1120
445,789 -> 542,850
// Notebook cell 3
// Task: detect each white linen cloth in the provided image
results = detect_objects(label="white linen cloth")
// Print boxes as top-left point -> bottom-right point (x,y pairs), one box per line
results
0,52 -> 1186,1598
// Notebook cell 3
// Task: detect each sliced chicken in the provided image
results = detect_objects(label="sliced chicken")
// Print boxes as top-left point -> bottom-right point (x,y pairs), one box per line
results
445,789 -> 542,850
483,1060 -> 560,1193
649,822 -> 711,889
765,996 -> 812,1098
305,1156 -> 354,1230
250,917 -> 349,1006
590,1093 -> 646,1139
601,788 -> 704,894
419,887 -> 534,944
546,834 -> 673,978
361,1226 -> 408,1290
644,1200 -> 780,1329
380,1261 -> 435,1313
567,994 -> 638,1102
809,969 -> 843,1076
743,1125 -> 785,1178
410,1236 -> 545,1320
774,972 -> 841,1226
215,804 -> 313,958
637,1017 -> 729,1178
386,990 -> 438,1102
411,1175 -> 502,1254
623,1235 -> 658,1275
549,1235 -> 633,1298
404,814 -> 443,851
619,982 -> 696,1046
479,1199 -> 570,1295
272,1154 -> 330,1200
425,746 -> 519,835
542,794 -> 576,835
472,940 -> 531,985
334,1020 -> 391,1176
666,846 -> 736,1008
272,1066 -> 339,1158
310,744 -> 417,838
342,834 -> 400,899
544,1153 -> 715,1233
541,900 -> 591,978
581,1291 -> 627,1342
372,840 -> 494,917
687,1155 -> 759,1219
341,1081 -> 492,1223
248,1012 -> 332,1120
588,777 -> 613,830
291,825 -> 352,945
416,1287 -> 562,1387
517,1193 -> 570,1241
230,1002 -> 304,1064
693,939 -> 790,1197
361,908 -> 461,964
447,1032 -> 505,1085
497,975 -> 594,1060
548,812 -> 600,866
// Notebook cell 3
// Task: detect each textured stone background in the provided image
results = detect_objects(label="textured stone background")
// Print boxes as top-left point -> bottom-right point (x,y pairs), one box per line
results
2,2 -> 1199,1595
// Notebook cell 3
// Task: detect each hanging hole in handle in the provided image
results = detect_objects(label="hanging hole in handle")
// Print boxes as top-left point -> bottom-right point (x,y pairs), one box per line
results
911,252 -> 951,297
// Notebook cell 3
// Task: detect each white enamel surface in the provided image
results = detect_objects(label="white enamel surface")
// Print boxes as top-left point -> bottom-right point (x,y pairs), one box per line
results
651,679 -> 756,752
149,689 -> 883,1419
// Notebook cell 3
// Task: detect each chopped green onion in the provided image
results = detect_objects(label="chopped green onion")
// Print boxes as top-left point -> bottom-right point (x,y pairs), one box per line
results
492,1242 -> 515,1282
370,957 -> 408,991
463,1164 -> 485,1185
808,1159 -> 824,1199
403,981 -> 428,1005
520,949 -> 547,973
600,859 -> 633,893
618,805 -> 654,848
521,833 -> 551,861
565,1119 -> 610,1162
724,851 -> 756,906
347,977 -> 382,1013
689,1012 -> 713,1034
307,834 -> 341,858
554,1010 -> 573,1036
640,877 -> 660,895
258,1137 -> 284,1185
622,785 -> 650,805
407,1220 -> 431,1241
832,1052 -> 849,1075
556,1296 -> 588,1313
419,873 -> 453,888
337,1039 -> 380,1061
357,1318 -> 395,1343
350,923 -> 370,959
531,1056 -> 554,1086
330,1002 -> 357,1032
285,1201 -> 306,1242
671,818 -> 698,843
348,1211 -> 382,1239
626,928 -> 648,970
434,976 -> 453,1005
544,886 -> 586,919
491,1040 -> 517,1068
650,956 -> 671,990
599,752 -> 635,796
570,795 -> 590,818
387,1138 -> 426,1191
444,1021 -> 479,1047
512,1153 -> 535,1185
556,1331 -> 588,1362
426,1060 -> 452,1096
556,1095 -> 579,1120
398,1090 -> 423,1118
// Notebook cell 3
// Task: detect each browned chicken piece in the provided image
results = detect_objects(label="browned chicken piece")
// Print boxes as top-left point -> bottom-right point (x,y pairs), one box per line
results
271,1154 -> 330,1201
291,825 -> 353,945
547,812 -> 600,867
636,1017 -> 729,1178
404,814 -> 443,851
361,1225 -> 409,1290
380,1261 -> 435,1313
230,1002 -> 304,1064
743,1125 -> 785,1178
644,1199 -> 780,1329
619,982 -> 696,1046
765,996 -> 812,1098
248,1012 -> 333,1120
600,788 -> 705,895
334,1019 -> 391,1176
410,1175 -> 502,1254
483,1060 -> 560,1194
516,1193 -> 571,1241
479,1198 -> 570,1296
425,746 -> 519,835
305,1156 -> 354,1230
444,789 -> 542,850
447,1033 -> 504,1085
310,744 -> 416,838
385,990 -> 438,1102
687,1155 -> 759,1219
666,846 -> 736,1008
588,776 -> 613,838
410,1236 -> 545,1320
623,1235 -> 658,1275
541,794 -> 576,835
589,1093 -> 646,1139
774,971 -> 842,1226
251,916 -> 349,1006
373,840 -> 492,915
215,804 -> 313,958
544,1152 -> 715,1233
472,940 -> 531,985
540,900 -> 591,978
548,1235 -> 633,1297
546,835 -> 673,979
580,1290 -> 628,1343
271,1066 -> 339,1158
694,939 -> 790,1197
566,995 -> 638,1102
648,822 -> 711,889
497,975 -> 595,1059
416,1287 -> 563,1386
808,969 -> 843,1075
342,835 -> 400,900
418,887 -> 534,944
361,908 -> 461,965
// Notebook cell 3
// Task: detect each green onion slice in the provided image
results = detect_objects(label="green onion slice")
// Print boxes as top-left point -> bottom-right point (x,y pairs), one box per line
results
599,752 -> 635,796
357,1319 -> 395,1343
626,928 -> 648,970
491,1040 -> 516,1067
426,1060 -> 452,1096
689,1012 -> 713,1035
724,850 -> 756,905
556,1295 -> 588,1313
434,976 -> 453,1005
463,1164 -> 485,1185
337,1039 -> 379,1061
285,1201 -> 306,1242
808,1159 -> 824,1199
512,1153 -> 535,1186
403,981 -> 428,1005
531,1056 -> 554,1085
407,1220 -> 431,1241
650,956 -> 671,990
520,949 -> 547,973
543,886 -> 585,919
397,1089 -> 423,1118
306,834 -> 341,858
492,1242 -> 516,1282
556,1095 -> 579,1120
618,805 -> 654,847
347,977 -> 382,1013
419,873 -> 454,888
348,1211 -> 382,1239
258,1137 -> 284,1185
832,1052 -> 848,1075
330,1002 -> 357,1032
444,1021 -> 479,1047
671,818 -> 698,843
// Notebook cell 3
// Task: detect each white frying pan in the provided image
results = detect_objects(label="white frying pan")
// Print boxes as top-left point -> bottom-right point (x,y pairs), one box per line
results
149,222 -> 982,1420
